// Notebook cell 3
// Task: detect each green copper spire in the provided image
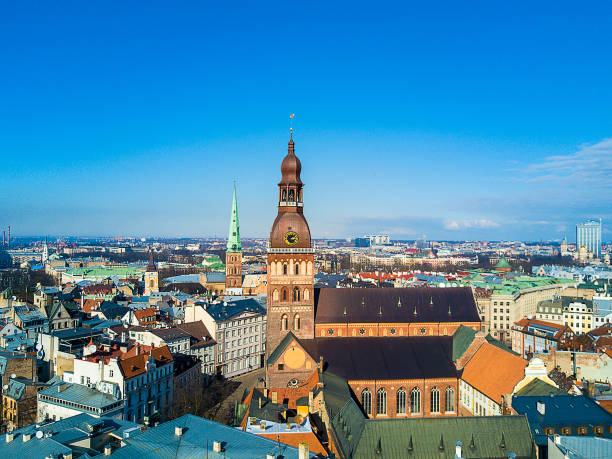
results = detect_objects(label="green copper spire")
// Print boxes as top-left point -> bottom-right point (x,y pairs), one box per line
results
226,183 -> 241,253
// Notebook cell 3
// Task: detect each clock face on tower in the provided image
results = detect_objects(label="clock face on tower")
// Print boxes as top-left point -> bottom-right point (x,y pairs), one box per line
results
284,231 -> 299,246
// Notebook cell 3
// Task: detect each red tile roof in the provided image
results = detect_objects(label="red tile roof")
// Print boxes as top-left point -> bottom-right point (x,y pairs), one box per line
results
119,345 -> 173,379
462,343 -> 527,404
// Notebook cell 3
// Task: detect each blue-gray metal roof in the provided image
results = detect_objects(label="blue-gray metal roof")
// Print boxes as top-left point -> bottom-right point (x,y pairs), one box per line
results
38,382 -> 122,411
0,414 -> 138,459
552,435 -> 612,459
107,414 -> 311,458
205,298 -> 266,322
512,394 -> 612,445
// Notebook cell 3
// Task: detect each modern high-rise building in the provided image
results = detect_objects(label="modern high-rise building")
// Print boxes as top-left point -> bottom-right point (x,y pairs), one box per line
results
576,219 -> 602,259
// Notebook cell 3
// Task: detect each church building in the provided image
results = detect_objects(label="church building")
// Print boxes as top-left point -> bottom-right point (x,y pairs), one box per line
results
143,248 -> 159,295
225,184 -> 243,295
265,133 -> 483,420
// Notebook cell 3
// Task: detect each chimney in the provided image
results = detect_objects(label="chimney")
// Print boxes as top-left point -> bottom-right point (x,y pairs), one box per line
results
64,453 -> 73,459
174,426 -> 183,436
299,442 -> 309,459
5,432 -> 13,443
536,401 -> 545,415
455,441 -> 462,458
121,331 -> 126,342
213,441 -> 223,452
22,433 -> 31,442
554,434 -> 561,444
104,445 -> 112,455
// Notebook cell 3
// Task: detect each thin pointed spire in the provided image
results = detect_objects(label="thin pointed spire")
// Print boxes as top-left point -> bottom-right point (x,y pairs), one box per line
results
500,432 -> 506,449
408,434 -> 413,451
470,433 -> 475,449
438,434 -> 444,451
226,183 -> 242,253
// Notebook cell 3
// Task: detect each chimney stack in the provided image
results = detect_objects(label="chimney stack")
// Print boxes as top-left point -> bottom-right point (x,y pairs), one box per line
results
299,442 -> 309,459
174,426 -> 183,436
104,445 -> 112,455
5,432 -> 13,443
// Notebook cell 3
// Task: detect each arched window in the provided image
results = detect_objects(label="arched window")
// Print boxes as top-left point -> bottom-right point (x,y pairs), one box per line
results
283,264 -> 288,275
361,389 -> 372,416
410,387 -> 421,414
293,287 -> 300,302
397,388 -> 407,414
294,314 -> 301,330
376,388 -> 387,415
281,314 -> 288,331
431,387 -> 440,413
445,387 -> 455,412
272,289 -> 279,301
282,189 -> 287,201
304,288 -> 310,301
282,288 -> 287,301
294,263 -> 299,275
289,189 -> 295,201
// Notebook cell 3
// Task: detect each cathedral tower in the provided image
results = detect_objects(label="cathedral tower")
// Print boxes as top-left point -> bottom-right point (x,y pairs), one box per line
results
266,133 -> 315,354
144,248 -> 159,295
225,184 -> 243,295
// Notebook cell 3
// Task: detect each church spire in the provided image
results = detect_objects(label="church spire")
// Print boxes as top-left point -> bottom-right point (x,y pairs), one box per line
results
227,183 -> 241,253
146,247 -> 157,272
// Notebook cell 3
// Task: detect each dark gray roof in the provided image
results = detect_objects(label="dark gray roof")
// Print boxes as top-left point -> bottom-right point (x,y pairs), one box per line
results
301,336 -> 457,380
205,298 -> 266,322
314,287 -> 480,324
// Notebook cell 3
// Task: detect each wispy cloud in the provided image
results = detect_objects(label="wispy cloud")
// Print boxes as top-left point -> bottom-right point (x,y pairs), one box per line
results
520,137 -> 612,190
444,219 -> 500,230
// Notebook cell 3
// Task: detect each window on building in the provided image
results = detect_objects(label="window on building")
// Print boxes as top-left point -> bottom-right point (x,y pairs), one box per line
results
445,387 -> 455,412
294,314 -> 301,330
281,314 -> 288,331
410,387 -> 421,414
397,388 -> 406,414
362,389 -> 372,416
376,389 -> 387,415
294,264 -> 299,275
293,287 -> 300,302
283,264 -> 288,275
431,387 -> 440,413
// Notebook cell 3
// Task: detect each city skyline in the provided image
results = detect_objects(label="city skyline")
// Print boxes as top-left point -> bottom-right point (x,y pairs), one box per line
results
1,3 -> 611,240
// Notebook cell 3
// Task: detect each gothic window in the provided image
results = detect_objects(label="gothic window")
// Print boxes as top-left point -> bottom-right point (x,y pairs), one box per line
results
431,387 -> 440,413
362,389 -> 372,416
376,388 -> 387,415
307,261 -> 313,275
294,314 -> 301,330
282,189 -> 287,201
283,264 -> 288,275
410,388 -> 421,414
397,388 -> 407,414
272,289 -> 279,301
289,189 -> 295,202
281,314 -> 288,331
293,287 -> 300,302
282,289 -> 287,301
304,288 -> 310,301
445,387 -> 455,412
295,263 -> 299,275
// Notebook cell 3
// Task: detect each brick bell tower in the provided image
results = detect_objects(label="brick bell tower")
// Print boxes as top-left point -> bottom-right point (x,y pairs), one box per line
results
266,131 -> 315,355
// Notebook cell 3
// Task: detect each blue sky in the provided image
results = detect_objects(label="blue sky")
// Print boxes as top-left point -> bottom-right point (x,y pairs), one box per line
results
1,2 -> 611,241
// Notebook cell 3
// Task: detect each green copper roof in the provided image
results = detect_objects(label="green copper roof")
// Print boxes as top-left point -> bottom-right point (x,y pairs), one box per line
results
226,184 -> 242,253
494,255 -> 512,269
515,378 -> 566,397
452,325 -> 477,361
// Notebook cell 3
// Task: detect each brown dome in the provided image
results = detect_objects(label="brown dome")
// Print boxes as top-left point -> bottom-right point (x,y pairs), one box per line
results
279,138 -> 303,185
270,212 -> 311,248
